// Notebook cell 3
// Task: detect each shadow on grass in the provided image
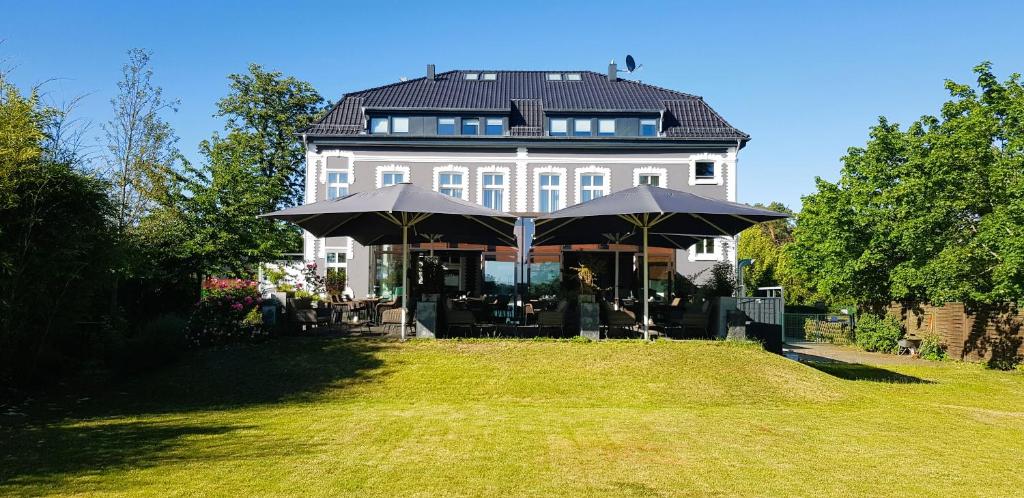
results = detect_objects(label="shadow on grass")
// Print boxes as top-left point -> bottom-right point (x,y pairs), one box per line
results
0,336 -> 388,490
806,361 -> 933,384
0,420 -> 247,487
89,336 -> 388,417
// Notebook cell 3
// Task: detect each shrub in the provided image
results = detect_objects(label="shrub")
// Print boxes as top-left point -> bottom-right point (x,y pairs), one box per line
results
114,313 -> 188,373
855,314 -> 902,353
188,277 -> 263,346
699,261 -> 736,297
325,267 -> 346,297
918,334 -> 947,361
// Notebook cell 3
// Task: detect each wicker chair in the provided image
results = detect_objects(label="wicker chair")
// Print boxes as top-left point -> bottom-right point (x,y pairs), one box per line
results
536,310 -> 564,337
446,309 -> 477,337
380,308 -> 412,337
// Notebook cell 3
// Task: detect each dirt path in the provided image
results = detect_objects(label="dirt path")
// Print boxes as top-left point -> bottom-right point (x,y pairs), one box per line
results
784,340 -> 938,366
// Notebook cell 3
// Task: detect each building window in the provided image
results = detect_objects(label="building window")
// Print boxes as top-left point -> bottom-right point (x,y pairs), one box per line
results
437,118 -> 456,135
690,237 -> 722,262
598,119 -> 616,136
574,166 -> 611,204
549,118 -> 568,136
437,172 -> 464,198
539,174 -> 561,213
391,117 -> 409,133
481,173 -> 504,210
477,166 -> 511,212
640,119 -> 657,137
370,117 -> 389,134
580,174 -> 605,202
382,171 -> 403,186
433,165 -> 469,200
696,161 -> 715,180
464,73 -> 479,80
573,119 -> 592,137
462,118 -> 479,135
565,73 -> 582,81
325,250 -> 347,267
546,73 -> 562,81
633,167 -> 667,187
326,170 -> 349,199
638,174 -> 659,186
485,118 -> 503,135
482,73 -> 497,81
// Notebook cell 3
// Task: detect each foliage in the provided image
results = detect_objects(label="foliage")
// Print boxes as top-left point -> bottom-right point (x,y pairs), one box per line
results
0,74 -> 117,385
855,314 -> 903,353
326,267 -> 347,296
188,277 -> 263,346
737,202 -> 817,304
699,261 -> 737,298
215,63 -> 327,207
102,48 -> 180,233
569,264 -> 598,295
918,334 -> 947,361
417,256 -> 444,295
147,66 -> 326,277
301,261 -> 326,294
113,313 -> 188,373
802,317 -> 854,345
790,63 -> 1024,306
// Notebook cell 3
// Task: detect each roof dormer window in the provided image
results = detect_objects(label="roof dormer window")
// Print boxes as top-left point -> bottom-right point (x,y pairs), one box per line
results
546,73 -> 562,81
464,73 -> 479,80
482,73 -> 497,81
565,73 -> 582,81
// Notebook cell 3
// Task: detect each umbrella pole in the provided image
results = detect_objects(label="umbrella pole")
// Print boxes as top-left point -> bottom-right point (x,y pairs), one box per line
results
614,243 -> 619,311
643,226 -> 650,340
401,223 -> 409,340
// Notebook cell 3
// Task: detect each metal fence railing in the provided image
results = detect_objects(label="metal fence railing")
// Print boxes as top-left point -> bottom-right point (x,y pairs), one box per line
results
784,313 -> 855,345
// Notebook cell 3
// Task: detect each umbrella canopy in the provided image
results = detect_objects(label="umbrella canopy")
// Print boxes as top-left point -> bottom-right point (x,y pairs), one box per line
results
534,185 -> 789,339
533,185 -> 787,244
262,182 -> 517,246
263,183 -> 518,339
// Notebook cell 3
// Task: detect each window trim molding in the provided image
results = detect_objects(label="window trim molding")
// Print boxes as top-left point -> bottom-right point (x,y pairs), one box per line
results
688,237 -> 724,262
633,166 -> 667,187
432,164 -> 470,201
688,153 -> 725,186
375,164 -> 410,188
476,165 -> 512,212
533,165 -> 567,213
574,165 -> 610,204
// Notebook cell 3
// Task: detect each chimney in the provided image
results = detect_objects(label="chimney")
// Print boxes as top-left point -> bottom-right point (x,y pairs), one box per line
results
607,62 -> 617,82
427,64 -> 436,81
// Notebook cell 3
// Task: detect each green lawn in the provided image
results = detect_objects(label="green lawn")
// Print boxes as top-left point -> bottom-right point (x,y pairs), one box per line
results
2,338 -> 1023,497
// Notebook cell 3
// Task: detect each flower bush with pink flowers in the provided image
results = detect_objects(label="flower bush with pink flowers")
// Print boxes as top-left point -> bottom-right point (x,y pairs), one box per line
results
189,277 -> 264,345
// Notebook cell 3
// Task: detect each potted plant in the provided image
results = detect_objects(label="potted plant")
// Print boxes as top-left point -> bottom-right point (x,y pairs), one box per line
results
571,263 -> 601,340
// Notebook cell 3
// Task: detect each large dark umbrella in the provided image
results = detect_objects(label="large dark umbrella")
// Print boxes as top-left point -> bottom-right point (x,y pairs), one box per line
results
534,185 -> 788,339
263,183 -> 517,338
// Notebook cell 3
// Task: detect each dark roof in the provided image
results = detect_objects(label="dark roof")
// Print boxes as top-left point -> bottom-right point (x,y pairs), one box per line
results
307,70 -> 748,141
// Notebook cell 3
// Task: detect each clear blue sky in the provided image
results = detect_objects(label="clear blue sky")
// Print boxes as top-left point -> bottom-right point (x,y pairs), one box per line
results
3,0 -> 1022,209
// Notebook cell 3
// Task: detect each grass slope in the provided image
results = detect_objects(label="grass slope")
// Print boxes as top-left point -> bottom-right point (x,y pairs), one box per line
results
2,338 -> 1023,497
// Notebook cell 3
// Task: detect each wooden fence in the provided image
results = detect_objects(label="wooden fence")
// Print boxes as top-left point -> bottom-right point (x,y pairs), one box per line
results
887,302 -> 1024,365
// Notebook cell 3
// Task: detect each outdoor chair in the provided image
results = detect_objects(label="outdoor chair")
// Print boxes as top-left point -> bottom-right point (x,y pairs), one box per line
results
536,310 -> 564,337
380,308 -> 412,337
679,300 -> 711,338
447,309 -> 477,337
601,302 -> 639,338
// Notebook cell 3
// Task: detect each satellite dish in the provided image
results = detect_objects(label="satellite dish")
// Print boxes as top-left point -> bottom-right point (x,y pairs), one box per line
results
624,54 -> 643,73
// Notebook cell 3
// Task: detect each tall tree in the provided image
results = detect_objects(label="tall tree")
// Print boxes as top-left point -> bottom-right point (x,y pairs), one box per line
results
215,64 -> 326,207
102,48 -> 179,232
1,74 -> 115,385
737,202 -> 817,304
790,63 -> 1024,306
